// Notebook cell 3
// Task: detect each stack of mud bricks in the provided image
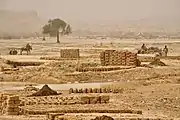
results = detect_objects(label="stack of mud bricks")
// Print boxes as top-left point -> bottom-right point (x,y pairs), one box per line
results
60,49 -> 80,58
0,94 -> 8,114
6,96 -> 20,115
81,95 -> 109,104
100,50 -> 137,66
126,52 -> 137,66
100,50 -> 115,66
110,51 -> 126,66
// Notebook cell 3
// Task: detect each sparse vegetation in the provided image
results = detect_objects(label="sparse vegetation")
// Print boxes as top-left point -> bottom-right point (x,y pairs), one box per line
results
42,18 -> 72,43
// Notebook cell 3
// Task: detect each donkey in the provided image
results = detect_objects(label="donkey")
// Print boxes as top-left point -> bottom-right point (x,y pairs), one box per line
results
20,43 -> 32,55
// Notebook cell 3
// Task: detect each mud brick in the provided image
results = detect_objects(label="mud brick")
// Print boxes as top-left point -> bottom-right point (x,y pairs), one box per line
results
89,96 -> 97,104
7,112 -> 19,115
13,108 -> 20,112
8,96 -> 19,101
83,88 -> 88,93
14,100 -> 21,104
102,88 -> 107,93
80,96 -> 90,104
92,88 -> 98,93
100,96 -> 110,103
87,88 -> 93,93
112,89 -> 120,93
97,88 -> 102,93
7,100 -> 15,104
66,101 -> 76,105
7,108 -> 14,112
69,88 -> 73,94
73,88 -> 78,93
106,88 -> 111,93
79,89 -> 83,93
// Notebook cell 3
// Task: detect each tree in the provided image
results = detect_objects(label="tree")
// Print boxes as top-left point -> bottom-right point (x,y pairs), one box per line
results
42,18 -> 72,43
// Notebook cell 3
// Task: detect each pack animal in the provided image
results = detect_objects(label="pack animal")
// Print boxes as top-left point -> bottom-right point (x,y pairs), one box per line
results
20,44 -> 32,55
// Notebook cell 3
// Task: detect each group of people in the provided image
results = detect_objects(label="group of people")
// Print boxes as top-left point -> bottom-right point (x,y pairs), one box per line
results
141,44 -> 168,56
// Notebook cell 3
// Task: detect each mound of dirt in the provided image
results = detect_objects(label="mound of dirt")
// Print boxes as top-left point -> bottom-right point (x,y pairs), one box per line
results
30,84 -> 58,96
149,60 -> 166,66
92,115 -> 114,120
0,59 -> 12,71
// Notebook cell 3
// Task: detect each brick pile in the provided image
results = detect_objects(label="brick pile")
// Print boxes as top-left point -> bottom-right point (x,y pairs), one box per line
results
60,49 -> 80,58
81,95 -> 110,104
137,54 -> 158,62
100,50 -> 138,66
0,94 -> 8,115
111,51 -> 126,66
126,52 -> 138,66
100,50 -> 115,66
69,88 -> 123,94
6,96 -> 20,115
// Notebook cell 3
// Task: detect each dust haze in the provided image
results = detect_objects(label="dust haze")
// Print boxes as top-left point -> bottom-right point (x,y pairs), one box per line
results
1,1 -> 180,120
0,0 -> 180,35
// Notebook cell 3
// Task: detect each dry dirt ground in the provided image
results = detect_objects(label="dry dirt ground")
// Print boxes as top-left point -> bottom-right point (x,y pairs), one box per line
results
0,37 -> 180,119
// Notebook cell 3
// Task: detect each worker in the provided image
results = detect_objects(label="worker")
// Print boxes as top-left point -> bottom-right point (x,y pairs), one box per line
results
163,45 -> 168,57
42,37 -> 46,41
141,44 -> 147,51
26,43 -> 31,48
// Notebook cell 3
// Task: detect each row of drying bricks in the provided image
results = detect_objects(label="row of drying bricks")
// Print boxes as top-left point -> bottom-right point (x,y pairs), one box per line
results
20,95 -> 109,106
76,66 -> 134,72
69,88 -> 123,94
20,96 -> 80,106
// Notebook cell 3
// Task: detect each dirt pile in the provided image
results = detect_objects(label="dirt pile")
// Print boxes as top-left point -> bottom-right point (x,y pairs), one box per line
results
7,61 -> 77,83
0,59 -> 12,71
30,85 -> 58,96
150,60 -> 166,66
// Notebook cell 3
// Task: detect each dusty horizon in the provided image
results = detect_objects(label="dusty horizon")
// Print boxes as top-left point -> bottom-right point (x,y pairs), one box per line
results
1,0 -> 180,21
0,0 -> 180,34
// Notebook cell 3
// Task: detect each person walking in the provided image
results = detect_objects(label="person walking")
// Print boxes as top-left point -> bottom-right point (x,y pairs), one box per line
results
163,45 -> 168,57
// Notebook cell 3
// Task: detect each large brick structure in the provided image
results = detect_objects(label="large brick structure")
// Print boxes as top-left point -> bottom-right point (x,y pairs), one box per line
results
100,50 -> 138,66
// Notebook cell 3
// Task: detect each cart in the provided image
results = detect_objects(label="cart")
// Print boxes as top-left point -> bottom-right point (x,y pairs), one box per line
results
8,48 -> 21,55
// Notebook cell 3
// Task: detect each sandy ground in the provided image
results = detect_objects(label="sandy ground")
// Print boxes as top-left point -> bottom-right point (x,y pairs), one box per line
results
0,37 -> 180,119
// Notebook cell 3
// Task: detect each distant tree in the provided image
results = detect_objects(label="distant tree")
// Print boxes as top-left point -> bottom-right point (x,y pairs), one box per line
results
42,18 -> 72,43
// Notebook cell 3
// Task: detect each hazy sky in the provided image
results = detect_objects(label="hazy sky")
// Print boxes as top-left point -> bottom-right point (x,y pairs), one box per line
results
1,0 -> 180,22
